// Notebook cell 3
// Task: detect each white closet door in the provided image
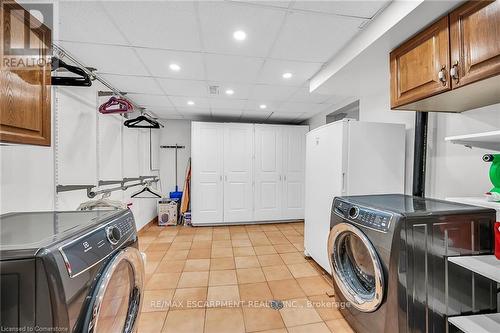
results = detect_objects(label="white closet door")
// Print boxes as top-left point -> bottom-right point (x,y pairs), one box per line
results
191,122 -> 224,225
282,126 -> 308,219
254,125 -> 282,221
223,124 -> 254,222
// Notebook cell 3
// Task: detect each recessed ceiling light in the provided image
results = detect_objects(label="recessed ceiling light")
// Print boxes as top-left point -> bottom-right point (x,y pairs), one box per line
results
282,72 -> 293,79
233,30 -> 247,41
259,104 -> 267,109
225,89 -> 234,95
187,100 -> 195,106
169,63 -> 181,71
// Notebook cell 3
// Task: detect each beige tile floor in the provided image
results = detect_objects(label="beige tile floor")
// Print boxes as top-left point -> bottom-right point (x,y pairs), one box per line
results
137,222 -> 355,333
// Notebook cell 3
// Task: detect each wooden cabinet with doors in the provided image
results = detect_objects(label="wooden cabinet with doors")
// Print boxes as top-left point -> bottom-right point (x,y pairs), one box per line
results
0,2 -> 52,145
449,0 -> 500,88
390,16 -> 450,108
390,0 -> 500,112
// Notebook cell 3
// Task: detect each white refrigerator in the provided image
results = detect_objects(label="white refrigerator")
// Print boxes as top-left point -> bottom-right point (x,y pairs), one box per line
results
304,119 -> 406,272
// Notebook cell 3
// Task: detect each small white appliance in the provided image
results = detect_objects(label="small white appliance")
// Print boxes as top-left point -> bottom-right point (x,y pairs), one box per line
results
158,199 -> 178,226
304,119 -> 406,272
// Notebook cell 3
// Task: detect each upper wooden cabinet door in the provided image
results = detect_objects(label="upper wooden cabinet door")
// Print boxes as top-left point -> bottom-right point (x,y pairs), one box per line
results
450,0 -> 500,88
0,2 -> 51,146
390,16 -> 450,108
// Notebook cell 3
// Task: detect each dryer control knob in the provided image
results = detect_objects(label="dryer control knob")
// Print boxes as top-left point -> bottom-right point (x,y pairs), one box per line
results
106,226 -> 122,245
349,206 -> 359,219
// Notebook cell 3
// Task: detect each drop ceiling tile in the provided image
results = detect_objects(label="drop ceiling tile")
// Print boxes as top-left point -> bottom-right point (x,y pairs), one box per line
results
169,96 -> 211,108
135,48 -> 205,80
257,59 -> 323,86
177,107 -> 211,114
127,93 -> 173,108
248,85 -> 298,102
241,111 -> 272,121
268,112 -> 302,121
177,107 -> 211,120
155,111 -> 185,120
60,41 -> 148,76
146,107 -> 183,119
271,11 -> 365,62
288,86 -> 332,103
209,98 -> 247,110
198,1 -> 285,57
101,1 -> 201,51
204,54 -> 264,83
292,1 -> 389,19
58,1 -> 128,44
207,82 -> 254,100
277,102 -> 326,114
157,79 -> 208,97
211,108 -> 243,117
244,100 -> 280,112
100,74 -> 163,95
233,1 -> 292,9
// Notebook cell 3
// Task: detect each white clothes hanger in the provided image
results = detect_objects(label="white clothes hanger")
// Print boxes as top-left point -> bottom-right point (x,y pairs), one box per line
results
77,192 -> 127,211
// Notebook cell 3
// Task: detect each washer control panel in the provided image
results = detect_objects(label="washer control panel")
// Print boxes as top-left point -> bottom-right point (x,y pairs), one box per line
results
333,199 -> 392,232
59,213 -> 135,278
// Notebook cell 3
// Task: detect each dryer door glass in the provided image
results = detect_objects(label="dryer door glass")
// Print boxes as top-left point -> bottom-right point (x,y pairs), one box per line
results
84,247 -> 144,333
328,223 -> 384,312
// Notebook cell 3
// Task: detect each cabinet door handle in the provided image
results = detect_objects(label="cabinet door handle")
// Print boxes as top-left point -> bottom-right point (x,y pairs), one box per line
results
284,175 -> 287,181
279,175 -> 282,181
450,61 -> 459,82
438,65 -> 447,85
219,175 -> 223,182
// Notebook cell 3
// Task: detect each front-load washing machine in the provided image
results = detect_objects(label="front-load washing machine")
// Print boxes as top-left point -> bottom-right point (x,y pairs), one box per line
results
327,194 -> 497,333
0,209 -> 144,332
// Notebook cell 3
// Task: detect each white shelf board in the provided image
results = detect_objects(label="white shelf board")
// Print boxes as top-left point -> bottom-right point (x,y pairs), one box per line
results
448,255 -> 500,283
449,313 -> 500,333
445,130 -> 500,151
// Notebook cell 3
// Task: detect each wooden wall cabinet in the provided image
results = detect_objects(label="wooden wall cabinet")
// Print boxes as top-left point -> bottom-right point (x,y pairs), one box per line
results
0,2 -> 52,145
390,0 -> 500,112
450,0 -> 500,88
390,16 -> 451,108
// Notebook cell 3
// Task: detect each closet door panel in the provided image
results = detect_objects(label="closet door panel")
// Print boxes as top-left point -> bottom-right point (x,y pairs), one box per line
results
282,126 -> 308,219
192,122 -> 224,224
254,125 -> 282,221
223,124 -> 254,222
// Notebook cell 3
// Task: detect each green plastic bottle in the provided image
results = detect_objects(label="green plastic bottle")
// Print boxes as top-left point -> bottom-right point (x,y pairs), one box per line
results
483,154 -> 500,195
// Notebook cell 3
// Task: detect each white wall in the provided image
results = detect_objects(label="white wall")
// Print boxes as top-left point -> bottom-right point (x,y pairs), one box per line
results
159,120 -> 191,195
428,105 -> 500,199
0,83 -> 160,231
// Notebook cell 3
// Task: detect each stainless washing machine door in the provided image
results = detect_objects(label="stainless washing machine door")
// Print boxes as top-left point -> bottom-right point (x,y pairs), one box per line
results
328,222 -> 384,312
83,247 -> 144,333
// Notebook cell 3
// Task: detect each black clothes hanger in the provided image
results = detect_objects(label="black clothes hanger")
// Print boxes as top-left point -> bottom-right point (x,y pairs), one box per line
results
131,183 -> 161,198
51,57 -> 92,87
124,114 -> 161,129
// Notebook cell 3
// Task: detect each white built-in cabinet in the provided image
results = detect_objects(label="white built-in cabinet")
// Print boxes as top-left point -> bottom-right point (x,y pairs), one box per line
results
192,122 -> 308,225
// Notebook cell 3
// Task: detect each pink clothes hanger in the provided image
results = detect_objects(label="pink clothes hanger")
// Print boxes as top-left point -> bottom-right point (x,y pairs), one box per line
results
98,97 -> 134,114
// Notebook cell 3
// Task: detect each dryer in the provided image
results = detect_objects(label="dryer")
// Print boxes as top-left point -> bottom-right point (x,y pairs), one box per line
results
328,194 -> 497,333
0,209 -> 144,332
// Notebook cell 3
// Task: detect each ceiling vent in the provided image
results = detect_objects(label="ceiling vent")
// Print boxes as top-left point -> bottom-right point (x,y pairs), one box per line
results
208,85 -> 220,95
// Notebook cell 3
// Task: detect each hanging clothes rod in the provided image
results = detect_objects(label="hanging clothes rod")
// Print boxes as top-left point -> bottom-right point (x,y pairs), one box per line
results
52,44 -> 161,121
57,176 -> 160,198
90,178 -> 160,198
